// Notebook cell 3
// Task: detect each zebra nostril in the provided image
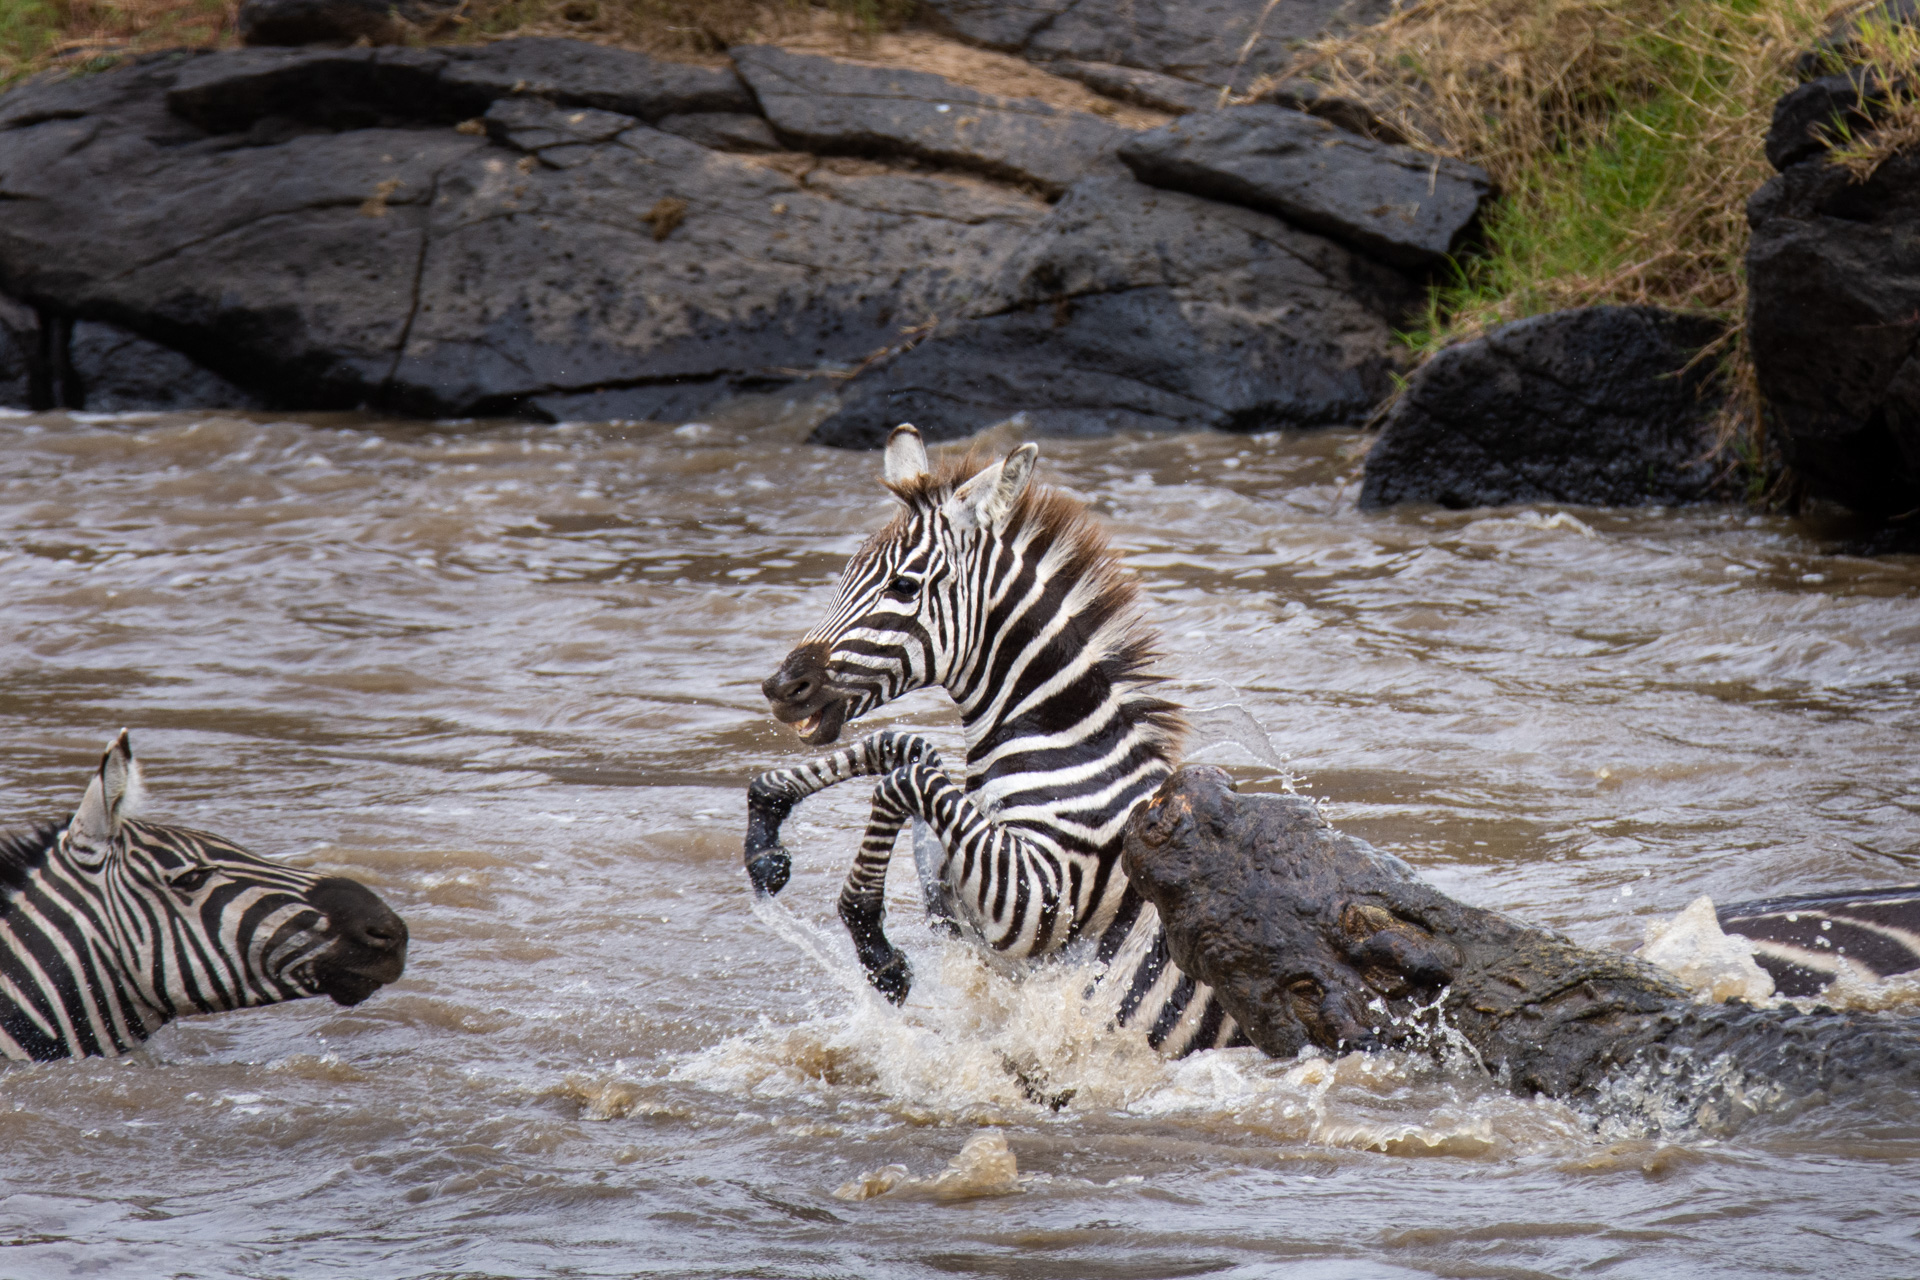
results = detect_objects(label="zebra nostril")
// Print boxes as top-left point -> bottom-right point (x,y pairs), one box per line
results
360,923 -> 401,950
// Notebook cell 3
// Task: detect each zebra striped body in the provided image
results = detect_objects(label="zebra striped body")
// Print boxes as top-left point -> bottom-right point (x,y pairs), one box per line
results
1719,886 -> 1920,997
0,732 -> 407,1062
745,428 -> 1248,1057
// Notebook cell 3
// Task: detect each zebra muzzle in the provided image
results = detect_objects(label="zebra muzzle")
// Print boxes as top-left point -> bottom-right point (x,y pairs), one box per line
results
305,877 -> 408,1006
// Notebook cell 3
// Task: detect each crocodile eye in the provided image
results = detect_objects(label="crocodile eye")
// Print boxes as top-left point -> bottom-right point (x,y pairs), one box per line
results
169,867 -> 217,897
887,575 -> 922,600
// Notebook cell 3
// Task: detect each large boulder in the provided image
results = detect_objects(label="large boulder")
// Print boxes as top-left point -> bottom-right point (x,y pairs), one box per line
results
809,174 -> 1419,445
0,44 -> 1045,420
1118,105 -> 1492,270
1746,67 -> 1920,519
731,45 -> 1125,196
1359,306 -> 1730,510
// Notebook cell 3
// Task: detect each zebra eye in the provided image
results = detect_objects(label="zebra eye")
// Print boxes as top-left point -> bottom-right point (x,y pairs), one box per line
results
168,867 -> 217,897
887,575 -> 922,600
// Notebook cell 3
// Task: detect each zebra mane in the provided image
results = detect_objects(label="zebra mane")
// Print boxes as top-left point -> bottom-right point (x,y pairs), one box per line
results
0,820 -> 60,903
884,450 -> 1190,758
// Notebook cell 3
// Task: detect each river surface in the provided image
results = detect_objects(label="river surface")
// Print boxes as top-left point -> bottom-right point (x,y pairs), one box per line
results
0,403 -> 1916,1279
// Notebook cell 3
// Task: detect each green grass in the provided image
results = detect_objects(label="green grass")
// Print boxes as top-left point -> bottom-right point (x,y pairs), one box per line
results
1399,0 -> 1828,358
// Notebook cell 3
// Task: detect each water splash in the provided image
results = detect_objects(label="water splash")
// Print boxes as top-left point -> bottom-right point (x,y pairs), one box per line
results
1636,896 -> 1775,1004
676,902 -> 1592,1157
833,1128 -> 1021,1202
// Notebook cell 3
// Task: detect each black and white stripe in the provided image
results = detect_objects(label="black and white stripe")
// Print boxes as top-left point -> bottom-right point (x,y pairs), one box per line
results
1719,887 -> 1920,997
746,427 -> 1248,1057
0,732 -> 407,1062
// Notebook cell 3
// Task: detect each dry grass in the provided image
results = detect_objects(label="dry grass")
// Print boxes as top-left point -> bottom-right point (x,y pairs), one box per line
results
1262,0 -> 1866,496
1,0 -> 238,84
1816,13 -> 1920,178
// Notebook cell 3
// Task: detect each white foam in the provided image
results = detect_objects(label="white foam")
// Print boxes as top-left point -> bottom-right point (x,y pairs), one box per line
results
674,900 -> 1592,1157
1636,895 -> 1775,1004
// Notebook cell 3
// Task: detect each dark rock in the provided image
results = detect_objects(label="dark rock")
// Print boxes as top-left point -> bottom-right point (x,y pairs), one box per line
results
439,37 -> 752,122
1747,150 -> 1920,517
655,111 -> 781,153
0,299 -> 260,412
167,46 -> 480,133
0,297 -> 35,409
927,0 -> 1394,93
165,39 -> 751,135
1118,105 -> 1492,269
1259,77 -> 1408,145
1123,765 -> 1920,1111
811,174 -> 1417,445
68,320 -> 265,413
919,0 -> 1077,51
1794,0 -> 1920,80
1765,72 -> 1879,172
237,0 -> 459,47
482,97 -> 634,156
1360,306 -> 1729,510
1049,60 -> 1220,114
731,45 -> 1125,196
0,49 -> 1046,420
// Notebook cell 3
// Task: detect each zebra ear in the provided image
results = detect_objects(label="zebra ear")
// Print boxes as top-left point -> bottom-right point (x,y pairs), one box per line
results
949,442 -> 1038,530
883,424 -> 929,486
70,729 -> 139,848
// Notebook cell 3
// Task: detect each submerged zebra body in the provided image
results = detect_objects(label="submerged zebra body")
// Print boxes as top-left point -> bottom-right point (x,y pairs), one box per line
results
1719,886 -> 1920,997
744,427 -> 1248,1057
0,731 -> 407,1062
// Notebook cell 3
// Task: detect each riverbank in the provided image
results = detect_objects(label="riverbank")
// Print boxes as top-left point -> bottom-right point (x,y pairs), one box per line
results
4,0 -> 1918,526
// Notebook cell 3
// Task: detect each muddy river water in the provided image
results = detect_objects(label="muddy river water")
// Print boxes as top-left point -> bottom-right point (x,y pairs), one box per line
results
0,402 -> 1916,1279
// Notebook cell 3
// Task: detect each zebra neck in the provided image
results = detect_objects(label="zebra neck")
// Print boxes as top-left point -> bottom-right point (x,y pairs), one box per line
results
950,615 -> 1173,814
0,860 -> 166,1060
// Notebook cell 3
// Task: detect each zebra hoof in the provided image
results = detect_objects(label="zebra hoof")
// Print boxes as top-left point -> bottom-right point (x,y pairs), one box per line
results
746,850 -> 791,896
869,952 -> 912,1005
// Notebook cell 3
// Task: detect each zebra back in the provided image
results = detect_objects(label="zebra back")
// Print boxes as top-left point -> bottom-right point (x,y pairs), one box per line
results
1718,886 -> 1920,997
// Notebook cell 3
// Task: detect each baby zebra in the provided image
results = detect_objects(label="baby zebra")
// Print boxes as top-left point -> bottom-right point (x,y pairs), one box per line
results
0,731 -> 406,1062
745,427 -> 1249,1057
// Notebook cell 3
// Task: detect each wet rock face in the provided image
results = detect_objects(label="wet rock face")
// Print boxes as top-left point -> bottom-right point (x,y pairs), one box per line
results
733,45 -> 1126,196
0,30 -> 1444,428
1747,130 -> 1920,518
1118,105 -> 1492,270
0,45 -> 1043,419
1359,306 -> 1730,510
1124,767 -> 1920,1109
809,175 -> 1418,445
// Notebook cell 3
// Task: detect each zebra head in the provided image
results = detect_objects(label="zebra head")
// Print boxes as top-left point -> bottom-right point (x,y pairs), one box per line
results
764,424 -> 1038,745
50,731 -> 407,1025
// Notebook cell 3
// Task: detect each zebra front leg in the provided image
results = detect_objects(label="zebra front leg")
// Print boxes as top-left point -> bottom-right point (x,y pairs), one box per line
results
837,768 -> 921,1003
743,729 -> 940,896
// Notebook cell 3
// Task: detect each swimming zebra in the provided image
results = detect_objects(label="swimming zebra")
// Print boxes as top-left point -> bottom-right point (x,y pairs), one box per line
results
744,427 -> 1251,1057
0,731 -> 407,1062
1719,886 -> 1920,997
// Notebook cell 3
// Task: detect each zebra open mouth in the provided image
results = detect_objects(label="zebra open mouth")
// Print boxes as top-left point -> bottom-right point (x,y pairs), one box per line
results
793,713 -> 821,737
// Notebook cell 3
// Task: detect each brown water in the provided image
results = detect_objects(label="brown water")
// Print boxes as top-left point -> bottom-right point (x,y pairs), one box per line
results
1,403 -> 1917,1279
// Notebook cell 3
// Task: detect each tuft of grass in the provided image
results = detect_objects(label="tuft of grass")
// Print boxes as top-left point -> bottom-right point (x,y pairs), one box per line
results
1,0 -> 236,86
1813,12 -> 1920,179
1275,0 -> 1858,496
